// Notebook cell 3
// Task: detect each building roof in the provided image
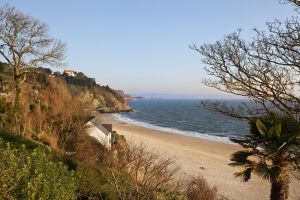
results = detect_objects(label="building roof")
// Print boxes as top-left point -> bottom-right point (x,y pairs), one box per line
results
63,70 -> 75,73
90,117 -> 111,136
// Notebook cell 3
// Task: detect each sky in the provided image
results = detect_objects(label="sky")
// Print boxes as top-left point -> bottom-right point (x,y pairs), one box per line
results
0,0 -> 297,98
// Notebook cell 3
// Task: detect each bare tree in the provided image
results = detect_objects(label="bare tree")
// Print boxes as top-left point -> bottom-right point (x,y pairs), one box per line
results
280,0 -> 300,8
191,16 -> 300,118
0,5 -> 65,110
191,2 -> 300,198
103,142 -> 182,200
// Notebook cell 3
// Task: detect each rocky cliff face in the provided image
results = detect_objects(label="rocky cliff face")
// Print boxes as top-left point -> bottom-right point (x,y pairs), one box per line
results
61,72 -> 131,112
68,84 -> 131,112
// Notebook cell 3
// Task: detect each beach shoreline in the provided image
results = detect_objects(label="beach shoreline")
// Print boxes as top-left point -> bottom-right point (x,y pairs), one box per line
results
112,113 -> 235,145
97,113 -> 300,200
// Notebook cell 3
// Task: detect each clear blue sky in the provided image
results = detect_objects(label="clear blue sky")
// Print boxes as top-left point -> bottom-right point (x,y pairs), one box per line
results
1,0 -> 297,98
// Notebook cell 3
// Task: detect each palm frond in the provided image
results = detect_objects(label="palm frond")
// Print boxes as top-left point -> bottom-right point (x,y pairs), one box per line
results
270,142 -> 287,158
269,122 -> 281,138
231,113 -> 300,184
234,166 -> 252,182
253,161 -> 279,182
256,119 -> 267,137
229,150 -> 254,166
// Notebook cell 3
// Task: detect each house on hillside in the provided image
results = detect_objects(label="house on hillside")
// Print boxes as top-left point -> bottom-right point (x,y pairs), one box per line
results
63,70 -> 76,77
86,118 -> 113,150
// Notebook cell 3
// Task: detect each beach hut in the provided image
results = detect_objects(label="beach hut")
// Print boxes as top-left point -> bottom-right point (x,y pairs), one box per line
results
86,118 -> 112,150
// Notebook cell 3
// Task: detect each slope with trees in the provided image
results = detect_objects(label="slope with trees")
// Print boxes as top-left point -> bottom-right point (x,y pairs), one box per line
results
0,5 -> 65,135
54,70 -> 131,113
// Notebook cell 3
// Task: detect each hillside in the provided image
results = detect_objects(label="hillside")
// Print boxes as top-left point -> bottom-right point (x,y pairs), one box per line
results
60,71 -> 131,112
0,63 -> 131,113
0,66 -> 220,200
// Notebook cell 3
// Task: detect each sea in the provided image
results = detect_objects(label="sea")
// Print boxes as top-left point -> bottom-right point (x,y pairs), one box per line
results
112,99 -> 249,144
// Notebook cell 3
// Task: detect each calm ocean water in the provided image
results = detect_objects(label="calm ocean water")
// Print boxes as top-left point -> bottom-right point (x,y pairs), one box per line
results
113,99 -> 248,144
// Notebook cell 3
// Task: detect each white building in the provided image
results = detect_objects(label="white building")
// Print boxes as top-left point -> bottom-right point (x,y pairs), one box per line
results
63,70 -> 76,77
86,118 -> 113,150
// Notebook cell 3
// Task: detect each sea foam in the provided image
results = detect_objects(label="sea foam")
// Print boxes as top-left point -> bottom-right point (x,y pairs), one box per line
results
112,113 -> 235,145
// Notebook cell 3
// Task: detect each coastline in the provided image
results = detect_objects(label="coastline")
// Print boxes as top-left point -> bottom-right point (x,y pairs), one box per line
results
98,113 -> 300,200
112,113 -> 235,144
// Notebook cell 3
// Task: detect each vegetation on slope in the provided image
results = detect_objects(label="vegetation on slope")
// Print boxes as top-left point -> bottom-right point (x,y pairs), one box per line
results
0,129 -> 224,200
0,5 -> 223,200
0,130 -> 77,199
55,70 -> 131,112
0,61 -> 222,199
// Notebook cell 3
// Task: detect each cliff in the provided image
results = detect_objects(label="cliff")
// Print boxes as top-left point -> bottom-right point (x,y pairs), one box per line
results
115,89 -> 145,101
0,64 -> 131,113
60,72 -> 131,112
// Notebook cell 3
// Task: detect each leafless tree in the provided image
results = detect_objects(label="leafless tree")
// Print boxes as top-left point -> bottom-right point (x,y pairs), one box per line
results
191,15 -> 300,119
191,1 -> 300,192
280,0 -> 300,9
103,142 -> 183,200
0,5 -> 65,110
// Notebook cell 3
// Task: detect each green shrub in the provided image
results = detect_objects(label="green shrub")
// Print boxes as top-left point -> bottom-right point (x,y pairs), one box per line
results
0,130 -> 41,150
0,143 -> 77,200
75,166 -> 106,199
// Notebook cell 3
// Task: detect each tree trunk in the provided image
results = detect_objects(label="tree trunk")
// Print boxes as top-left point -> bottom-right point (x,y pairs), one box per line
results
13,66 -> 22,135
270,162 -> 289,200
14,67 -> 21,110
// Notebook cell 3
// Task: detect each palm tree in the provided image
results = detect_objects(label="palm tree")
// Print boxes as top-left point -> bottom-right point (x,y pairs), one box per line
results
230,113 -> 300,200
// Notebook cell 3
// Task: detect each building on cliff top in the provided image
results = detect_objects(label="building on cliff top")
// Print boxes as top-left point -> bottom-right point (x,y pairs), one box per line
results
63,70 -> 76,77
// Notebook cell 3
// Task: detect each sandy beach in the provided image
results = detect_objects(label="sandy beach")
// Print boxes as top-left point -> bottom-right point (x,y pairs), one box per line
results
98,113 -> 300,200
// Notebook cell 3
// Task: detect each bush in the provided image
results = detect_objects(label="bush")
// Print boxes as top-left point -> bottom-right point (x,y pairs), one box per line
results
0,129 -> 41,150
0,142 -> 77,199
75,166 -> 107,199
101,142 -> 182,200
185,176 -> 219,200
0,130 -> 223,200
